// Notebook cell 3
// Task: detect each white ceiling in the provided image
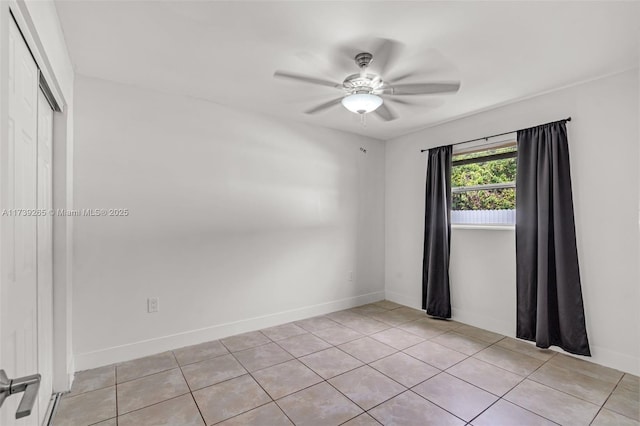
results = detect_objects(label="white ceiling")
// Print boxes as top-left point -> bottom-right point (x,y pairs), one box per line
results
55,1 -> 639,140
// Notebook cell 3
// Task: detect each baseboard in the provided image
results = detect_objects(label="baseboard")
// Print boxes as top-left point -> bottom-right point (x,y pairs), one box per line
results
451,307 -> 515,337
67,355 -> 75,390
386,289 -> 640,375
452,308 -> 640,375
384,290 -> 422,310
74,291 -> 385,371
584,344 -> 640,376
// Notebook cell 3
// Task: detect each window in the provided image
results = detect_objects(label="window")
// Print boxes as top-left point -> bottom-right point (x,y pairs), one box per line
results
451,139 -> 517,225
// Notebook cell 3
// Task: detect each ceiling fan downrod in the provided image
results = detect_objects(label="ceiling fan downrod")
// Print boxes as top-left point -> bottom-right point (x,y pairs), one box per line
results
355,52 -> 373,69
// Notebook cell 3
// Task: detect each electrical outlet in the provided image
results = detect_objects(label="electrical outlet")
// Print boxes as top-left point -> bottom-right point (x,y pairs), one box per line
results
147,297 -> 159,313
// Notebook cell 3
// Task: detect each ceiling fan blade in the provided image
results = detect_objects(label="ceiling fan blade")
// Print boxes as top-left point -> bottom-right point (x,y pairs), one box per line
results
294,51 -> 339,80
274,71 -> 342,89
385,97 -> 416,106
385,71 -> 421,84
386,82 -> 461,96
373,103 -> 397,121
305,98 -> 344,114
371,38 -> 403,76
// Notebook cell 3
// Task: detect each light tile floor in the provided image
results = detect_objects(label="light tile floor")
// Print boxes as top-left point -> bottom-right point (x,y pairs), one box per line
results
54,301 -> 640,426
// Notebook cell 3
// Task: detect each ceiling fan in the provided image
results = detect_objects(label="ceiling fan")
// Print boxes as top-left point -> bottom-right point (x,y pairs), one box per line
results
274,39 -> 461,121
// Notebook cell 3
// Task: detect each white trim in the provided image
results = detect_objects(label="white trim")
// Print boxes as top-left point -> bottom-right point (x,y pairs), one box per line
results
4,1 -> 75,393
451,307 -> 514,337
74,291 -> 385,371
451,306 -> 640,375
451,225 -> 515,231
8,0 -> 67,109
393,66 -> 638,141
581,344 -> 640,377
504,340 -> 640,377
384,290 -> 422,311
386,289 -> 639,375
66,354 -> 74,391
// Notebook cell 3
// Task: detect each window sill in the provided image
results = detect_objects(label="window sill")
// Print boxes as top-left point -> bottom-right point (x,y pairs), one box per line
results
452,224 -> 515,231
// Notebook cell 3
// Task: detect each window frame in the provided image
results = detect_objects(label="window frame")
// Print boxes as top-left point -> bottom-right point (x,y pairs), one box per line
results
450,136 -> 517,227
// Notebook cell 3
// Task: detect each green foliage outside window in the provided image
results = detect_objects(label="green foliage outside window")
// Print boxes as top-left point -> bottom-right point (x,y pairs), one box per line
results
452,147 -> 517,211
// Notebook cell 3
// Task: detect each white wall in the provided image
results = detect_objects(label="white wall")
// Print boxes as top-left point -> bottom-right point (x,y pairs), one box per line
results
73,76 -> 385,369
385,70 -> 640,375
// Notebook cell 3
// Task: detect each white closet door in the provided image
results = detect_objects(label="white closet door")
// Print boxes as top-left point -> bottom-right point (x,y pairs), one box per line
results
36,90 -> 54,426
2,17 -> 41,425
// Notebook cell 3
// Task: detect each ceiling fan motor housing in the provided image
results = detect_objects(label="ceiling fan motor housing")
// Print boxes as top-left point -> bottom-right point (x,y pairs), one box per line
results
343,73 -> 385,95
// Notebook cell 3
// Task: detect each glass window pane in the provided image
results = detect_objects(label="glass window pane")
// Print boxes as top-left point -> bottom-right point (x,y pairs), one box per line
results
450,142 -> 517,225
452,188 -> 515,211
452,188 -> 516,225
452,157 -> 516,188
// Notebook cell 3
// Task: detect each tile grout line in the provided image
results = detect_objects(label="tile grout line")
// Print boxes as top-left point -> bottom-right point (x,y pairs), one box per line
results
183,345 -> 275,425
523,375 -> 614,408
320,373 -> 371,420
309,330 -> 365,347
219,330 -> 340,425
440,355 -> 526,394
519,354 -> 620,409
372,388 -> 469,425
369,351 -> 436,383
113,353 -> 182,385
173,351 -> 208,426
299,350 -> 366,381
339,358 -> 409,411
114,353 -> 193,420
366,324 -> 564,425
114,364 -> 119,423
58,382 -> 114,400
178,334 -> 354,398
474,337 -> 551,373
494,397 -> 562,426
465,398 -> 504,425
477,339 -> 562,425
249,332 -> 397,423
493,347 -> 596,425
408,369 -> 505,423
587,372 -> 628,425
115,393 -> 192,423
268,336 -> 396,425
217,319 -> 407,425
317,323 -> 474,425
272,399 -> 299,426
271,333 -> 333,359
259,326 -> 367,423
173,349 -> 232,368
64,302 -> 636,426
221,340 -> 293,425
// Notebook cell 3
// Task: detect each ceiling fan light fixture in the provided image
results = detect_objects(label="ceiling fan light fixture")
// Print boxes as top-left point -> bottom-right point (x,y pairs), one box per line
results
341,93 -> 383,114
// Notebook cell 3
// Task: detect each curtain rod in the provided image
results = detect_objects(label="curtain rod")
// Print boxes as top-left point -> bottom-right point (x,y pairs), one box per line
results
419,117 -> 571,153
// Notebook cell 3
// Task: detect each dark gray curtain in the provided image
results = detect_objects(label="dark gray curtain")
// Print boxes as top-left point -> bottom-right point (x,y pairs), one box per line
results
422,146 -> 452,318
516,121 -> 590,356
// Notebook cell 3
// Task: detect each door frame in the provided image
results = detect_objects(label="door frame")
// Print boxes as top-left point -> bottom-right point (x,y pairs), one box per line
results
0,0 -> 74,397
